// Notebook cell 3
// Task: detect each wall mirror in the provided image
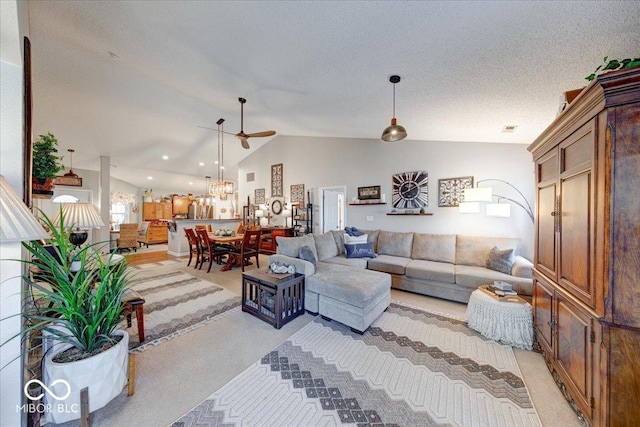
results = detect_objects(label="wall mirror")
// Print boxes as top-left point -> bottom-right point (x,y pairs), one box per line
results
271,199 -> 283,215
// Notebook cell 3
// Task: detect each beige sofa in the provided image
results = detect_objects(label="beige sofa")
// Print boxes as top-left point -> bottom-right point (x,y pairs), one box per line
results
273,230 -> 532,311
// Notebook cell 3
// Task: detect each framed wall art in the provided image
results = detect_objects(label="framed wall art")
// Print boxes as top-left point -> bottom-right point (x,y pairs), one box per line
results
392,171 -> 429,209
438,176 -> 474,207
255,188 -> 266,205
271,163 -> 283,197
290,183 -> 305,206
358,185 -> 381,200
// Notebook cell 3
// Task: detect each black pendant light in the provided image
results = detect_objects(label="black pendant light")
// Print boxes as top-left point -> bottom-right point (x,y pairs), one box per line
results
381,75 -> 407,142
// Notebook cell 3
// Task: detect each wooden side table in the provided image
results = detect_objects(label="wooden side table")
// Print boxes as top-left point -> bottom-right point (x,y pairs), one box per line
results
466,285 -> 533,350
241,271 -> 305,329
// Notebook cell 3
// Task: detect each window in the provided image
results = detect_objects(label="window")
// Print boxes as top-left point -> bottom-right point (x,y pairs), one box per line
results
111,202 -> 128,230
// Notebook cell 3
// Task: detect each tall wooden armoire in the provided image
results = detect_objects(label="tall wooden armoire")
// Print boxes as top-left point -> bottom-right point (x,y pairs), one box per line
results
528,67 -> 639,426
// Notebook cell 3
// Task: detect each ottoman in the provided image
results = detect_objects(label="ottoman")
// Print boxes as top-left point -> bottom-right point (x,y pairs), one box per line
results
466,286 -> 534,350
306,262 -> 391,333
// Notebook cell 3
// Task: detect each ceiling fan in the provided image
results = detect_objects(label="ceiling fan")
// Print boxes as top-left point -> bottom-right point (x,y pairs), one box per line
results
200,97 -> 276,149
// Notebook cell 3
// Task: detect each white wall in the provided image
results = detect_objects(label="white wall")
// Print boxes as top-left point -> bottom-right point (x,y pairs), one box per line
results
239,135 -> 535,259
0,1 -> 29,425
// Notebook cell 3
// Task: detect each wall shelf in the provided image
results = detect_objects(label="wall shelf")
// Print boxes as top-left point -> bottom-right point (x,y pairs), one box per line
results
386,212 -> 433,216
348,202 -> 386,206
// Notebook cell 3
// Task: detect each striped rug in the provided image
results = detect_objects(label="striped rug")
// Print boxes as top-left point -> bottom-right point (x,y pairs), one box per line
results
126,269 -> 241,351
172,303 -> 541,427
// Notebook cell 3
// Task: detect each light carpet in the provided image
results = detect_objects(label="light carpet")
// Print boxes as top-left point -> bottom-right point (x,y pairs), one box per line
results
172,302 -> 542,427
126,268 -> 241,351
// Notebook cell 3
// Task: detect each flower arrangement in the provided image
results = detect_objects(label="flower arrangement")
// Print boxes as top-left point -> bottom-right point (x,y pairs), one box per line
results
213,228 -> 235,237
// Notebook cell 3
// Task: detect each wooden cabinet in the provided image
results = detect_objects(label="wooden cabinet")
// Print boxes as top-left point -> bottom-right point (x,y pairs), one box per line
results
143,202 -> 172,221
259,227 -> 293,254
528,67 -> 640,427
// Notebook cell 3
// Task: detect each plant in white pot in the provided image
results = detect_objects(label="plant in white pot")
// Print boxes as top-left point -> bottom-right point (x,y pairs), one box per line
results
1,209 -> 132,424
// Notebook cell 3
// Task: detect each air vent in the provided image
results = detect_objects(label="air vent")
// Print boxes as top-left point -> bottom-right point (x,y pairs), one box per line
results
502,125 -> 518,133
246,172 -> 255,182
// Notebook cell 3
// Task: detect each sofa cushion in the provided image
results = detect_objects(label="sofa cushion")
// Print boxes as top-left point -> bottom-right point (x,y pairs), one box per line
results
455,235 -> 520,267
276,234 -> 317,260
344,233 -> 368,244
455,264 -> 532,295
321,256 -> 369,269
306,263 -> 390,309
330,230 -> 346,255
486,246 -> 514,274
345,242 -> 376,258
405,259 -> 455,283
411,233 -> 456,264
377,231 -> 414,258
299,245 -> 317,266
367,254 -> 411,275
315,232 -> 339,261
360,229 -> 381,252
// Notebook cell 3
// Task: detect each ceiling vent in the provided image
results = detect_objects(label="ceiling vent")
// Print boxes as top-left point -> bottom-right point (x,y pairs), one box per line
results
502,125 -> 518,133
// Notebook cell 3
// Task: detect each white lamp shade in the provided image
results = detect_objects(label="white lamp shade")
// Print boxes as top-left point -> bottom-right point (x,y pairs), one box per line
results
282,209 -> 292,218
255,209 -> 264,218
53,203 -> 105,229
463,187 -> 493,202
259,217 -> 268,226
486,203 -> 511,217
458,202 -> 480,214
0,175 -> 50,242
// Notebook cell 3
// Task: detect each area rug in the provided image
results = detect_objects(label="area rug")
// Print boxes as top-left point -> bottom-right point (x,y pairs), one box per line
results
126,269 -> 241,351
172,303 -> 542,427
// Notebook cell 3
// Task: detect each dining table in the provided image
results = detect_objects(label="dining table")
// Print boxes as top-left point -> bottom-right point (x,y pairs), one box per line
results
207,232 -> 244,271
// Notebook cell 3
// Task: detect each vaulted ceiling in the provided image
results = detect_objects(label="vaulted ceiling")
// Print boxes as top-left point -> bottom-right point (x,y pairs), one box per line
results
27,1 -> 640,191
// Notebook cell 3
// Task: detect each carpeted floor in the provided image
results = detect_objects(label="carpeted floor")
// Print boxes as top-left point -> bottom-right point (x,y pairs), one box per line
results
173,303 -> 541,427
126,269 -> 241,350
58,257 -> 580,427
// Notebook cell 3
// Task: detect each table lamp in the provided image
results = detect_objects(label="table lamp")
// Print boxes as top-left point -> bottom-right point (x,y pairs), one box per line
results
53,203 -> 105,247
0,175 -> 50,243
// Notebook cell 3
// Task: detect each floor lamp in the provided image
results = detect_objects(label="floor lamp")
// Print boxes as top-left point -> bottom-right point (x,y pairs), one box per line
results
461,178 -> 534,223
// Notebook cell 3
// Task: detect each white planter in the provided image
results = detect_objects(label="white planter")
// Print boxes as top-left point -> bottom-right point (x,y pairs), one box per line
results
43,331 -> 129,424
143,196 -> 153,202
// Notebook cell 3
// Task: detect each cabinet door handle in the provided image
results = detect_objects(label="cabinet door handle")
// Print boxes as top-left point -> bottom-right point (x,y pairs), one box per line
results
547,320 -> 557,329
551,211 -> 558,216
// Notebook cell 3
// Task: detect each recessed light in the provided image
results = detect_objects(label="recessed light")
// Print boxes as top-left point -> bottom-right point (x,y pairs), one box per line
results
162,155 -> 169,160
220,166 -> 225,170
199,162 -> 205,166
188,182 -> 193,185
502,125 -> 518,133
214,160 -> 219,164
147,176 -> 153,180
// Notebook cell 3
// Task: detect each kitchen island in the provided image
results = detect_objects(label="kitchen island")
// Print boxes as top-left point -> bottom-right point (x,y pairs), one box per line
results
167,219 -> 242,257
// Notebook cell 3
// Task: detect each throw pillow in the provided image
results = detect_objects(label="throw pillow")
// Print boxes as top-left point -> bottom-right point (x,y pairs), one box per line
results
299,245 -> 317,266
486,246 -> 515,275
344,226 -> 365,237
344,233 -> 368,244
345,242 -> 377,259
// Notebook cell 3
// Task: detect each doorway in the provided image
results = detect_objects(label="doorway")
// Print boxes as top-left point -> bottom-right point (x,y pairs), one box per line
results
320,186 -> 346,233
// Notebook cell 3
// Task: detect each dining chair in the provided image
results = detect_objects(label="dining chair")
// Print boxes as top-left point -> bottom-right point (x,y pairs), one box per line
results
232,229 -> 261,272
116,223 -> 138,253
184,228 -> 200,268
196,228 -> 230,273
194,225 -> 207,231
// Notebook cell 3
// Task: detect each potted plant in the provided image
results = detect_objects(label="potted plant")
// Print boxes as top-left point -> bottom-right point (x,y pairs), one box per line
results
585,56 -> 640,81
32,132 -> 64,198
1,209 -> 132,423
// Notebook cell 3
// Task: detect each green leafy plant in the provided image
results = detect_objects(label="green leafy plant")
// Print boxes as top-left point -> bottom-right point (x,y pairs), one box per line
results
585,56 -> 640,81
32,132 -> 64,180
1,208 -> 132,365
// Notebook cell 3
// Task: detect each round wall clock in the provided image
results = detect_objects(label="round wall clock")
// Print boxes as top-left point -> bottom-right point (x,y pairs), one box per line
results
392,171 -> 429,209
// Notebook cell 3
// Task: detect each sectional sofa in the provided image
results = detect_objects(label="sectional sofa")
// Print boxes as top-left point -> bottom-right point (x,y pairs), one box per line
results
271,230 -> 533,332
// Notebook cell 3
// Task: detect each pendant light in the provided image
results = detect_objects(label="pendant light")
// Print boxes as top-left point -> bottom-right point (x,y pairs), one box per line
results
381,75 -> 407,142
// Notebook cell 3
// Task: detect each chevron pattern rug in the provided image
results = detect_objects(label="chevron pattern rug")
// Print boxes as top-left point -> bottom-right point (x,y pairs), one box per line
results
126,269 -> 241,351
172,303 -> 542,427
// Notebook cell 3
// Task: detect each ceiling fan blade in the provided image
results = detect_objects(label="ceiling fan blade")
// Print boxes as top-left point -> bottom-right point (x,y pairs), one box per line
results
239,138 -> 251,149
245,130 -> 276,138
198,126 -> 237,136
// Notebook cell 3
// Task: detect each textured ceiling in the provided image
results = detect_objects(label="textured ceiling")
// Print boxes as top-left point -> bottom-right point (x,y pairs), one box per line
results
27,1 -> 640,191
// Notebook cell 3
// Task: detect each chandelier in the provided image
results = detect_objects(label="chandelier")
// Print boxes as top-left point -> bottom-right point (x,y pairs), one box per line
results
208,118 -> 234,199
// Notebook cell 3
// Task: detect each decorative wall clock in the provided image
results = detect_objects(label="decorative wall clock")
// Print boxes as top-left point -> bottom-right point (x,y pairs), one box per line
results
392,171 -> 429,209
438,176 -> 474,207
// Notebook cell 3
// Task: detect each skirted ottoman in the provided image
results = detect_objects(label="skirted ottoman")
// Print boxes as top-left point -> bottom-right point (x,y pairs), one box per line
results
305,262 -> 391,333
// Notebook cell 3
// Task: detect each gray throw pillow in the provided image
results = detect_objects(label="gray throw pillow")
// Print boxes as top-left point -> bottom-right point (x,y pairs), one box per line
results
299,245 -> 317,267
486,246 -> 514,275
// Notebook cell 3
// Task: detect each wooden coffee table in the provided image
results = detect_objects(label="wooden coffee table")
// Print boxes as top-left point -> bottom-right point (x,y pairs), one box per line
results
241,271 -> 305,329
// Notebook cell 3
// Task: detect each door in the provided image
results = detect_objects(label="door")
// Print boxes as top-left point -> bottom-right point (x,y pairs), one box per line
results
323,189 -> 341,232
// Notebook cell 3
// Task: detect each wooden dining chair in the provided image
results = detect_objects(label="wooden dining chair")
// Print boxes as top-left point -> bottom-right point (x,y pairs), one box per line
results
232,229 -> 261,272
196,229 -> 230,273
184,228 -> 200,268
194,225 -> 207,231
